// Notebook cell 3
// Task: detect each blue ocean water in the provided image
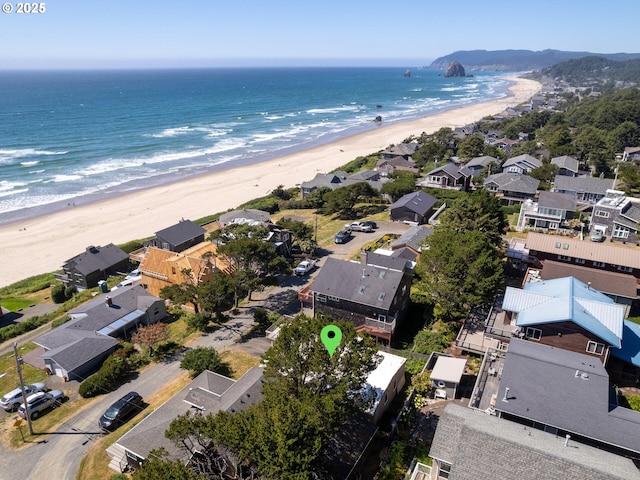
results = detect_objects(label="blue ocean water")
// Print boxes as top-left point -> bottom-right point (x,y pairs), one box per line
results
0,68 -> 512,219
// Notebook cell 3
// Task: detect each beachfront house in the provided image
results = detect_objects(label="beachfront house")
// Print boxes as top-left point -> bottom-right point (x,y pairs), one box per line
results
389,190 -> 438,224
551,175 -> 613,204
418,162 -> 472,191
55,243 -> 130,290
33,285 -> 166,381
378,143 -> 419,161
146,219 -> 206,253
375,156 -> 419,177
218,208 -> 271,227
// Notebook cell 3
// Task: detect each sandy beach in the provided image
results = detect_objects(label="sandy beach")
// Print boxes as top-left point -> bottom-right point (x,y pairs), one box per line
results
0,76 -> 540,287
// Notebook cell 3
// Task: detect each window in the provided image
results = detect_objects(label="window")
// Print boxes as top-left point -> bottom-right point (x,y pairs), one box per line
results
575,258 -> 585,264
438,462 -> 452,479
612,224 -> 631,239
617,265 -> 633,273
328,295 -> 340,302
554,242 -> 561,249
317,294 -> 327,303
378,314 -> 387,322
595,210 -> 610,218
557,255 -> 571,261
586,341 -> 605,355
526,327 -> 542,341
593,261 -> 606,268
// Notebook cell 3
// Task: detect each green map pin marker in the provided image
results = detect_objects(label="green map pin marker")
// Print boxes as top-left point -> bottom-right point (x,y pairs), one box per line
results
321,325 -> 342,357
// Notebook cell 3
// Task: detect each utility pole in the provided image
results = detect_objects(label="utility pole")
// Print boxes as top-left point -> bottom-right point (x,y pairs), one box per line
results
13,342 -> 33,435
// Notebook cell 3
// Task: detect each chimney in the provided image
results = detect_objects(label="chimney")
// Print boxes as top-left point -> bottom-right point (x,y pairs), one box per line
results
105,296 -> 113,307
564,434 -> 571,447
502,387 -> 510,402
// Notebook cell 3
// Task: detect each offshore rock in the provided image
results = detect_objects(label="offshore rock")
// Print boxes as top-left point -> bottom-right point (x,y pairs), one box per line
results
444,61 -> 466,77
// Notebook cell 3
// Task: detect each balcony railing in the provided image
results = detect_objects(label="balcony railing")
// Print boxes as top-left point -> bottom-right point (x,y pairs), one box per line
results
363,316 -> 396,333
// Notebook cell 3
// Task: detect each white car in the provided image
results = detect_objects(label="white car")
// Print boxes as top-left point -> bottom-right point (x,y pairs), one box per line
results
294,260 -> 316,276
1,383 -> 46,411
344,222 -> 373,232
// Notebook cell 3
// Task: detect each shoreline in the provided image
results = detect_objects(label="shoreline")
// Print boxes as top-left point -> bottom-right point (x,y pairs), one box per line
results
0,76 -> 540,286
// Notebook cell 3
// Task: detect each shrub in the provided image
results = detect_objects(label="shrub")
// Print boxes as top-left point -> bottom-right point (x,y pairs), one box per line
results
64,285 -> 77,299
51,283 -> 67,304
180,347 -> 232,378
79,354 -> 130,398
185,312 -> 212,332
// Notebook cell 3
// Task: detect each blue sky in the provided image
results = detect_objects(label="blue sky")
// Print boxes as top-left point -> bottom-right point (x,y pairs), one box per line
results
1,0 -> 638,69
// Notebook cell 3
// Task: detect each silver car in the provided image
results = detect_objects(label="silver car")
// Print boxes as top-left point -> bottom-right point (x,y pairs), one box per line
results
0,383 -> 46,411
18,390 -> 64,420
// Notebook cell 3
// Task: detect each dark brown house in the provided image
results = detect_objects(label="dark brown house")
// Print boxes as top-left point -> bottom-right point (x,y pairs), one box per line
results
54,244 -> 129,290
147,219 -> 206,253
389,190 -> 437,224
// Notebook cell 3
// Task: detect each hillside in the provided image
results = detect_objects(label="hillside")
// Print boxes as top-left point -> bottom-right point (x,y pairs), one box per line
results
538,56 -> 640,85
428,49 -> 640,72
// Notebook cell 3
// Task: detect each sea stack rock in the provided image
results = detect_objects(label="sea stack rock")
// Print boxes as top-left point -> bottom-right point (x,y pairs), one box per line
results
444,61 -> 466,77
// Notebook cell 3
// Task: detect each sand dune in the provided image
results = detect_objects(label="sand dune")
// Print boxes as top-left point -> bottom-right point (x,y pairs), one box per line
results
0,77 -> 540,286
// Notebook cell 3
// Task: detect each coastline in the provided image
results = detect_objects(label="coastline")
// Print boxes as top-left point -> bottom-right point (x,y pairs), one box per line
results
0,76 -> 540,286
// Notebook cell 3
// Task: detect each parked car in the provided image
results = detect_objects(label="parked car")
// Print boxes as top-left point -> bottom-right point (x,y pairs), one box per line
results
344,222 -> 373,232
334,229 -> 353,244
18,390 -> 64,420
124,269 -> 141,282
294,259 -> 316,276
1,383 -> 46,411
590,231 -> 605,242
362,221 -> 377,230
99,391 -> 143,431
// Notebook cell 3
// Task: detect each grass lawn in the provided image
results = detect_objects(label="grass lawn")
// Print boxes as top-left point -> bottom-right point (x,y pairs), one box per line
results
219,350 -> 261,379
619,392 -> 640,412
0,297 -> 35,312
0,342 -> 47,394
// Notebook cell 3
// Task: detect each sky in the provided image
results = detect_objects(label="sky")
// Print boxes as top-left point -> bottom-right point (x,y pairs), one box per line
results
1,0 -> 639,69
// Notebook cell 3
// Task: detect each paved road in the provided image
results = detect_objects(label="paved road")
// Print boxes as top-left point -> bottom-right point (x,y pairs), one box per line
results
0,221 -> 411,479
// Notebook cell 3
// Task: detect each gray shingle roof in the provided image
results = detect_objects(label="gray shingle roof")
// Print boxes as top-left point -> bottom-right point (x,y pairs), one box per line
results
465,155 -> 499,169
311,257 -> 405,310
496,339 -> 640,455
117,367 -> 264,462
551,155 -> 579,173
155,220 -> 205,245
430,403 -> 640,480
502,154 -> 543,170
537,191 -> 577,211
390,225 -> 433,252
425,162 -> 470,180
64,244 -> 128,275
41,335 -> 118,372
218,209 -> 271,225
389,191 -> 437,216
484,172 -> 539,195
552,175 -> 614,196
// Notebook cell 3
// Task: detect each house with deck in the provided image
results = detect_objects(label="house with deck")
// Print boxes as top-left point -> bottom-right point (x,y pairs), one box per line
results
551,175 -> 613,204
464,155 -> 500,177
306,255 -> 413,345
622,146 -> 640,162
375,156 -> 419,177
378,143 -> 419,161
516,191 -> 577,232
55,244 -> 130,290
418,162 -> 472,191
146,219 -> 206,253
483,172 -> 539,205
590,189 -> 640,243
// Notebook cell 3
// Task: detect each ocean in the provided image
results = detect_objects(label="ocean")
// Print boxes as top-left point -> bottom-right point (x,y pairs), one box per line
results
0,67 -> 512,223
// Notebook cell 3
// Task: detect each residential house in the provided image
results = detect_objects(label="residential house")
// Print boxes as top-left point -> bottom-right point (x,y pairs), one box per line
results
389,190 -> 438,224
139,244 -> 227,299
308,255 -> 413,344
501,276 -> 624,363
622,146 -> 640,162
389,225 -> 433,257
301,171 -> 349,198
489,137 -> 519,156
109,366 -> 265,472
551,155 -> 579,176
464,155 -> 499,177
375,156 -> 419,177
483,172 -> 539,205
218,208 -> 271,227
418,162 -> 472,191
591,189 -> 640,243
146,219 -> 206,253
552,175 -> 613,204
378,143 -> 419,161
494,338 -> 640,458
55,244 -> 130,290
501,154 -> 543,174
516,191 -> 577,231
426,403 -> 640,480
34,285 -> 166,381
525,231 -> 640,281
608,320 -> 640,386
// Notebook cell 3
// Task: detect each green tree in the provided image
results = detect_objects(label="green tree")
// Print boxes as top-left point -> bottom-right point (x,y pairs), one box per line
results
414,229 -> 503,319
323,182 -> 377,217
528,163 -> 560,190
457,134 -> 486,160
608,121 -> 640,153
412,141 -> 446,169
180,347 -> 232,378
160,268 -> 201,314
198,271 -> 235,315
381,170 -> 417,201
438,190 -> 507,246
132,448 -> 206,480
275,217 -> 313,242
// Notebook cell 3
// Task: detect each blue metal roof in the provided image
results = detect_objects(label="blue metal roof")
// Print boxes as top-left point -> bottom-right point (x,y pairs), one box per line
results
503,277 -> 623,348
611,320 -> 640,367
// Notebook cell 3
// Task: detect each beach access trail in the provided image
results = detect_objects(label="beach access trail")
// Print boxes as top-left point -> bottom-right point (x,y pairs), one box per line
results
0,77 -> 540,286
